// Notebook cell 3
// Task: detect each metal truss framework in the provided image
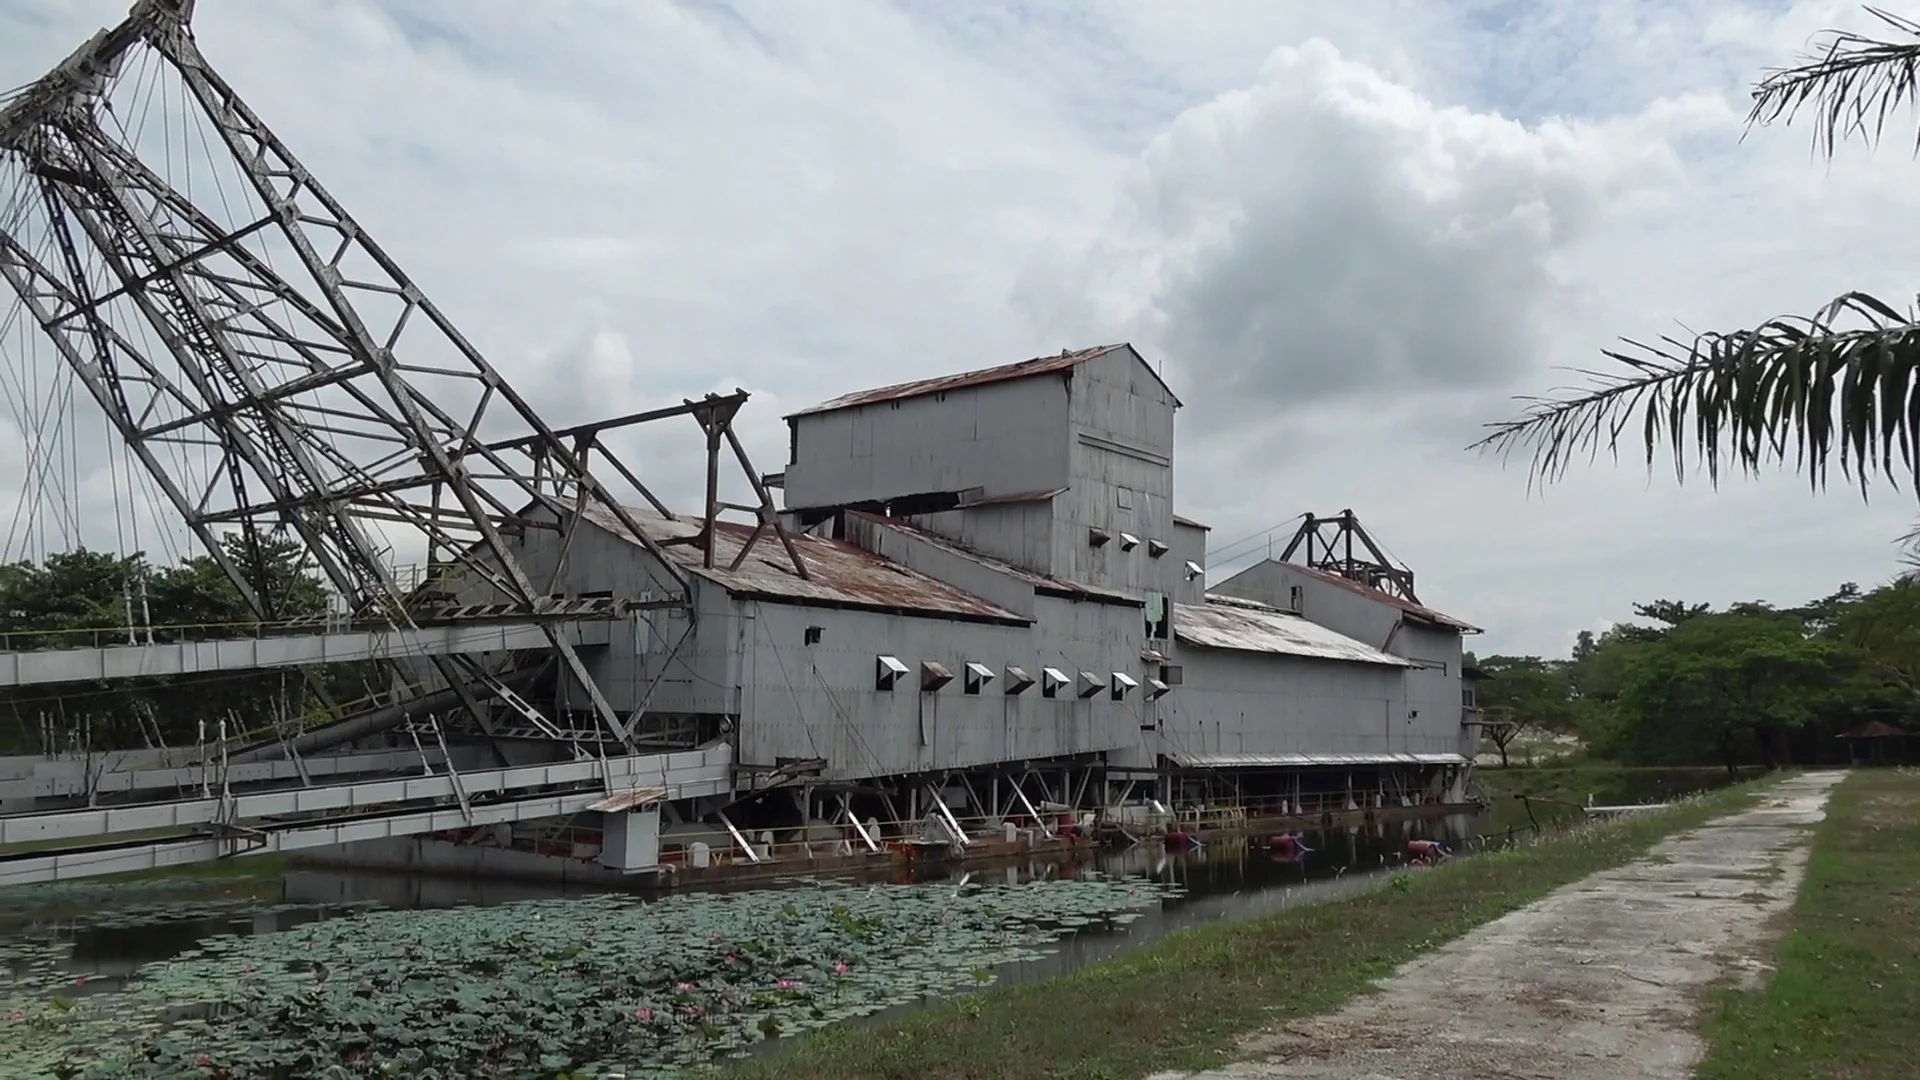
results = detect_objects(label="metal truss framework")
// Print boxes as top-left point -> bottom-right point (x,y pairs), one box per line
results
1276,509 -> 1421,603
0,1 -> 805,753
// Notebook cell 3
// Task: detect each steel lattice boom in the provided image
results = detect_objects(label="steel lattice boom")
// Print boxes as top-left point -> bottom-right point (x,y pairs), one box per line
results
0,0 -> 797,754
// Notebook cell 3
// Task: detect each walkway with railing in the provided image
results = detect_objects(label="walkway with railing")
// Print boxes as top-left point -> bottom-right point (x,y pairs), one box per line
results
0,743 -> 732,887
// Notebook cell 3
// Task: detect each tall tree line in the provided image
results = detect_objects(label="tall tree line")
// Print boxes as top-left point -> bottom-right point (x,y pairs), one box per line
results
0,535 -> 347,754
1469,578 -> 1920,771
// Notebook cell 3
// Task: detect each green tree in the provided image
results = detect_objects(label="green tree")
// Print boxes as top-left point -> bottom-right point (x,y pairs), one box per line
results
1470,10 -> 1920,548
1827,578 -> 1920,703
1611,609 -> 1850,772
1472,655 -> 1577,766
0,535 -> 337,754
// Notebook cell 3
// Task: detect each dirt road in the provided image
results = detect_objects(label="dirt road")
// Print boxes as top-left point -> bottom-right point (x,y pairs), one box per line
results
1148,770 -> 1844,1080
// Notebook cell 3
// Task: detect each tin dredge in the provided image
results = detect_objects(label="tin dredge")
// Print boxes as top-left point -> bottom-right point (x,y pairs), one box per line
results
0,2 -> 1486,887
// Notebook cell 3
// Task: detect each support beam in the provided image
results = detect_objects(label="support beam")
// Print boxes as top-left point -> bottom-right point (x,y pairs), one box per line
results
925,783 -> 970,847
714,808 -> 762,864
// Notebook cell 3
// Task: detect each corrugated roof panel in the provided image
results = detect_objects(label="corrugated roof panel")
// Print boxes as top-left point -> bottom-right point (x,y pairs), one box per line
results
581,505 -> 1027,624
785,345 -> 1125,418
1172,514 -> 1211,531
784,342 -> 1183,418
1174,597 -> 1412,667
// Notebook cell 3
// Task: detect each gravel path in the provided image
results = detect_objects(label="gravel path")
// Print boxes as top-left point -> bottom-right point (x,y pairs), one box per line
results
1147,770 -> 1845,1080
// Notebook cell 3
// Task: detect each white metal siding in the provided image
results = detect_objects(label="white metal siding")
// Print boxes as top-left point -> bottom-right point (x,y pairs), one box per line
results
784,375 -> 1072,510
731,595 -> 1148,779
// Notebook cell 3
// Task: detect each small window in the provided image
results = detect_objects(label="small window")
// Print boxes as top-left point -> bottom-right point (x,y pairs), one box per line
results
804,625 -> 823,645
1144,591 -> 1169,640
1288,585 -> 1304,612
1115,487 -> 1133,511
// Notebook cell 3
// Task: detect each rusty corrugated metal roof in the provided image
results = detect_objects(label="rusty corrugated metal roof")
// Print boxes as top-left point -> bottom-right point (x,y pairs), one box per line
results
785,345 -> 1123,418
847,512 -> 1142,606
1838,720 -> 1911,739
581,505 -> 1027,624
1175,596 -> 1412,667
1286,563 -> 1480,634
786,343 -> 1187,418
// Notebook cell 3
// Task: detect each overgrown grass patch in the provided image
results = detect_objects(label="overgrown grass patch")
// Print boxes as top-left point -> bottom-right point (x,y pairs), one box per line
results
729,777 -> 1781,1080
1695,769 -> 1920,1080
1477,762 -> 1763,807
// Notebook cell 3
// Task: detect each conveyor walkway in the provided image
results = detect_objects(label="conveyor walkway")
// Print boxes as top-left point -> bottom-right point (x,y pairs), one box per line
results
0,620 -> 612,687
0,744 -> 731,886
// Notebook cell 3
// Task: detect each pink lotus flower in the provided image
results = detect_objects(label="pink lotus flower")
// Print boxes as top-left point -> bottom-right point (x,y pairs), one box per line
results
832,961 -> 849,976
8,1011 -> 22,1021
675,982 -> 695,993
776,978 -> 799,991
633,1007 -> 653,1022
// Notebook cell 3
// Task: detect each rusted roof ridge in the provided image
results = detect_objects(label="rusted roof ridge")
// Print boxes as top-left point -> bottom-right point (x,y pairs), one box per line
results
1286,563 -> 1480,633
784,344 -> 1130,419
847,511 -> 1142,607
578,504 -> 1026,624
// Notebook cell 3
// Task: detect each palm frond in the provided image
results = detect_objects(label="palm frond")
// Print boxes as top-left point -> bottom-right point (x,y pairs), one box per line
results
1899,518 -> 1920,578
1749,6 -> 1920,156
1468,292 -> 1920,496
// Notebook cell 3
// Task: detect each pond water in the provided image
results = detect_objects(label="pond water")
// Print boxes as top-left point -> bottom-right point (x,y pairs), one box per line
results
0,778 -> 1709,1077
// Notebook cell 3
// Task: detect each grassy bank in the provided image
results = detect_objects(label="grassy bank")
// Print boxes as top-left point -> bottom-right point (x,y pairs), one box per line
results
1477,761 -> 1763,807
1696,768 -> 1920,1079
727,777 -> 1781,1080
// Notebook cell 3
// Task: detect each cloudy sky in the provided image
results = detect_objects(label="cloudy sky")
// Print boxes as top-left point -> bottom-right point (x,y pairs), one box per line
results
3,0 -> 1918,657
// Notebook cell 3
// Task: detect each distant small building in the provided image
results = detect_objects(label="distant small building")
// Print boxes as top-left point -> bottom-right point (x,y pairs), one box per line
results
1837,720 -> 1918,766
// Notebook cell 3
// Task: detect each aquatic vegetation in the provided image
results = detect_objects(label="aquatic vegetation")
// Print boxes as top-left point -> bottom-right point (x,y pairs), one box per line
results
0,876 -> 276,920
1,875 -> 1177,1078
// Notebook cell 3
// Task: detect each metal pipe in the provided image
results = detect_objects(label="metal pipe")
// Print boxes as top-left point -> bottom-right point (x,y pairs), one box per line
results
229,665 -> 540,762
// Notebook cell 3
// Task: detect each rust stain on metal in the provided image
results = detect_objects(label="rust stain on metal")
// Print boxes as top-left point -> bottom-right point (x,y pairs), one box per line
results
846,512 -> 1141,606
1175,596 -> 1413,667
784,345 -> 1128,419
585,786 -> 668,813
1287,563 -> 1479,633
584,505 -> 1025,623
